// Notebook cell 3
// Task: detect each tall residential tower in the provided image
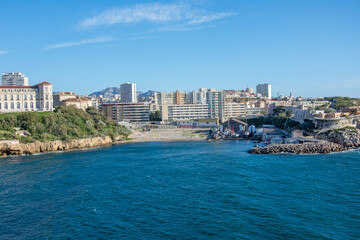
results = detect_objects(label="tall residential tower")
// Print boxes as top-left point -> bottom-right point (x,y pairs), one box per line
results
256,83 -> 272,99
1,72 -> 29,86
120,83 -> 137,103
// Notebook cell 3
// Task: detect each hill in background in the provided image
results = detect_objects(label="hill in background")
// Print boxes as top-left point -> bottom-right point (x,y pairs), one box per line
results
89,87 -> 157,98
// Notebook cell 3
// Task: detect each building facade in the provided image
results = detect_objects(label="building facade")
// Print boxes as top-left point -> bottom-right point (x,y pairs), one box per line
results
61,97 -> 93,111
53,92 -> 77,107
161,104 -> 210,121
1,72 -> 29,86
256,83 -> 272,99
0,81 -> 53,113
120,83 -> 137,103
100,103 -> 150,122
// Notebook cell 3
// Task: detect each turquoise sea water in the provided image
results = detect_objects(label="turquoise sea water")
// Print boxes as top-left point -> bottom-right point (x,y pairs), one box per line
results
0,141 -> 359,239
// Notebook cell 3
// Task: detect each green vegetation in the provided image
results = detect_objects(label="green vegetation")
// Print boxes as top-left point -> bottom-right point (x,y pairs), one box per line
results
149,110 -> 162,121
0,106 -> 131,143
329,126 -> 358,134
324,108 -> 336,113
325,97 -> 360,110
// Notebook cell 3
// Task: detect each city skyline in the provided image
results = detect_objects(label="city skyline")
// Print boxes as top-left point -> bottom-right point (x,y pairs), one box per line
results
0,0 -> 359,97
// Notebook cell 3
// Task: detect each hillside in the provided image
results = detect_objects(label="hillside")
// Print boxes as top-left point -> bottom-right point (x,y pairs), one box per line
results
325,97 -> 360,110
89,87 -> 120,98
89,87 -> 157,98
0,106 -> 131,143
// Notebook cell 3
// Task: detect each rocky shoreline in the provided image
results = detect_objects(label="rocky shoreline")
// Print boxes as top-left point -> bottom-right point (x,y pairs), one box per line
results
0,137 -> 117,157
0,128 -> 210,157
249,141 -> 348,154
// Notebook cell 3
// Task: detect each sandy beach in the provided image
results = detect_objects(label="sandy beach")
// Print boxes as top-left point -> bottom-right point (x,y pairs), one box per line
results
129,128 -> 210,142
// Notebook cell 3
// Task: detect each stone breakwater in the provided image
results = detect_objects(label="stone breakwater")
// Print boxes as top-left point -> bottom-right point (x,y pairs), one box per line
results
249,141 -> 348,154
0,137 -> 114,157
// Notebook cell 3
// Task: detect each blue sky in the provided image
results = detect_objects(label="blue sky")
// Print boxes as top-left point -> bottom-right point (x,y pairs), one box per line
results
0,0 -> 359,97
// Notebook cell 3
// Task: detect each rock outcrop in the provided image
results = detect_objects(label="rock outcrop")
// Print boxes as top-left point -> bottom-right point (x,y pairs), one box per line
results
325,128 -> 360,148
249,141 -> 347,154
0,137 -> 114,157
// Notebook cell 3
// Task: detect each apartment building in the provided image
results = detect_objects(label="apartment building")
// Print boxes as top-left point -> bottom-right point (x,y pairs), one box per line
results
1,72 -> 29,86
100,103 -> 150,122
206,90 -> 225,119
161,104 -> 210,121
225,102 -> 246,118
256,83 -> 272,99
120,83 -> 137,103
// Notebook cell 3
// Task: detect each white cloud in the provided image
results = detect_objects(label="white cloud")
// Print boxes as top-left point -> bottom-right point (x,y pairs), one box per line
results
78,3 -> 235,28
44,36 -> 114,50
0,50 -> 7,55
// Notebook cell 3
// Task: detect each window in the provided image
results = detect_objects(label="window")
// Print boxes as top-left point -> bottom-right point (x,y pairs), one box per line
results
30,95 -> 33,100
10,95 -> 13,100
45,87 -> 48,92
4,102 -> 8,109
4,95 -> 7,100
11,102 -> 14,109
36,102 -> 39,109
30,102 -> 34,109
46,102 -> 49,109
0,103 -> 1,109
17,102 -> 20,109
24,102 -> 28,109
17,95 -> 20,100
24,95 -> 27,100
46,95 -> 48,100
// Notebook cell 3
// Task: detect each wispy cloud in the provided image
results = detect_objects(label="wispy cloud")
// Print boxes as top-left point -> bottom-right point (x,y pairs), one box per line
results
0,50 -> 7,55
78,3 -> 235,29
43,36 -> 114,50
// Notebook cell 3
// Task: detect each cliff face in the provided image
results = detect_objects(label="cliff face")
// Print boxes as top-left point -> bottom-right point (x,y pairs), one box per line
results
0,137 -> 114,157
325,128 -> 360,148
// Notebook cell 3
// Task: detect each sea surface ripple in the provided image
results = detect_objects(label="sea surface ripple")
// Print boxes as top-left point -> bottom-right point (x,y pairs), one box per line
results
0,141 -> 359,239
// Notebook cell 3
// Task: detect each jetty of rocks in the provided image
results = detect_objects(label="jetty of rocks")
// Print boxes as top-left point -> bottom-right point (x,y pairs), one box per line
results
249,141 -> 347,154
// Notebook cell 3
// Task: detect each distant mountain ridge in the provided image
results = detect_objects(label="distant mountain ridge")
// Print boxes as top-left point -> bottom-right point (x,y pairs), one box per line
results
89,87 -> 120,98
89,87 -> 158,98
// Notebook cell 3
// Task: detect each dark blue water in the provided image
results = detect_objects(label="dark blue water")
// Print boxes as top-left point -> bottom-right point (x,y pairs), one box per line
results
0,141 -> 359,239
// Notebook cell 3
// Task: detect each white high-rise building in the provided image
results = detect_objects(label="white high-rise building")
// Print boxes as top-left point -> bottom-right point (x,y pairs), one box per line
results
120,83 -> 137,103
256,83 -> 272,99
2,72 -> 29,86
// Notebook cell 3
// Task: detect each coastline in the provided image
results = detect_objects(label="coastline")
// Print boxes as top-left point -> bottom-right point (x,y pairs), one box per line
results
2,128 -> 357,157
0,128 -> 210,157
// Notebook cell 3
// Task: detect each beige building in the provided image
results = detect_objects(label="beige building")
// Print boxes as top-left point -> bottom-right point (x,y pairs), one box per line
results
53,92 -> 76,106
0,81 -> 53,113
225,103 -> 246,118
61,97 -> 92,111
161,104 -> 210,121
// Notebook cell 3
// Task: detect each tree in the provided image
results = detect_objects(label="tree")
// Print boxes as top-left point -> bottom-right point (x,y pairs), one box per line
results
325,108 -> 336,113
273,106 -> 286,116
286,110 -> 292,118
150,110 -> 162,121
